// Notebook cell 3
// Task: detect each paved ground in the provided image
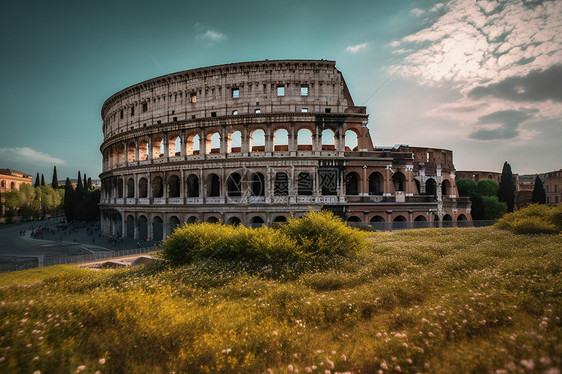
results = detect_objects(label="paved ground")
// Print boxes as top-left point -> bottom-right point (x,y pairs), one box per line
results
0,218 -> 156,272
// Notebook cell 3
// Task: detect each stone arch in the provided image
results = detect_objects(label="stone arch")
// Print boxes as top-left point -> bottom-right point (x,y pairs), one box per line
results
321,129 -> 336,150
227,172 -> 242,197
207,216 -> 219,223
393,215 -> 407,221
347,216 -> 361,222
126,215 -> 135,239
457,214 -> 467,221
138,178 -> 148,198
186,174 -> 200,198
392,172 -> 406,192
152,216 -> 163,241
250,216 -> 265,228
206,132 -> 221,154
370,215 -> 385,222
442,179 -> 451,197
250,172 -> 265,196
152,136 -> 163,159
226,216 -> 241,225
250,129 -> 265,152
426,178 -> 437,197
127,178 -> 135,198
138,140 -> 148,160
274,172 -> 289,196
273,128 -> 289,151
207,174 -> 220,197
10,181 -> 15,190
368,172 -> 383,195
442,213 -> 453,228
228,130 -> 242,153
138,215 -> 148,240
392,215 -> 408,230
297,172 -> 313,195
345,129 -> 359,151
186,216 -> 198,224
414,215 -> 427,221
168,175 -> 180,198
186,133 -> 200,155
1,181 -> 4,188
152,176 -> 164,198
273,215 -> 287,223
169,135 -> 182,157
414,214 -> 429,229
127,142 -> 136,163
168,216 -> 181,236
345,172 -> 360,195
297,128 -> 313,151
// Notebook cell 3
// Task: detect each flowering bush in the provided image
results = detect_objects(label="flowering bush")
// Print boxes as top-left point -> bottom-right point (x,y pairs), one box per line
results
495,204 -> 562,234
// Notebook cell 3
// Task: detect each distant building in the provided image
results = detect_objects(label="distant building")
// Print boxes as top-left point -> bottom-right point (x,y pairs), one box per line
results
0,169 -> 32,193
456,170 -> 502,184
544,169 -> 562,206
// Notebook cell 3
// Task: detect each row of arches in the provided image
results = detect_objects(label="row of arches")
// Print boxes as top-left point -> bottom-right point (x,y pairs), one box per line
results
347,213 -> 468,229
344,172 -> 451,196
104,128 -> 361,169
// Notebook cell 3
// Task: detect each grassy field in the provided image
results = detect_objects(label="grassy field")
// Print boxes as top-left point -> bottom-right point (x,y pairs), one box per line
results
0,227 -> 560,373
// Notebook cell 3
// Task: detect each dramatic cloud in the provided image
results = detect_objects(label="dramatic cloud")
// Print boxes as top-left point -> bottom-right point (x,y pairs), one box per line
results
387,0 -> 562,144
0,147 -> 65,165
390,0 -> 562,87
469,109 -> 537,141
346,43 -> 368,53
469,64 -> 562,102
196,29 -> 226,42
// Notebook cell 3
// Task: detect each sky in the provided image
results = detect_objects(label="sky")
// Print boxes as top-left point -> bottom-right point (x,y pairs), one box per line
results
0,0 -> 560,181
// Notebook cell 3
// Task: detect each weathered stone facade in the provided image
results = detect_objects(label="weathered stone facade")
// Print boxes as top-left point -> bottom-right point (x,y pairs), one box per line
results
99,60 -> 471,240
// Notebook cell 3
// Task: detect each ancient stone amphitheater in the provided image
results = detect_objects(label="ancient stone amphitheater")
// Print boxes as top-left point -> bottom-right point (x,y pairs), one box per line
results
99,59 -> 471,240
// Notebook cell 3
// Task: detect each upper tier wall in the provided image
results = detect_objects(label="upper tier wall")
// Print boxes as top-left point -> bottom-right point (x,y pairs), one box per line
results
101,60 -> 354,139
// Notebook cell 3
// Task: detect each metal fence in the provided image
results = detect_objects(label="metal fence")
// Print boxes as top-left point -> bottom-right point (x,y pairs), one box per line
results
347,220 -> 496,231
0,245 -> 160,273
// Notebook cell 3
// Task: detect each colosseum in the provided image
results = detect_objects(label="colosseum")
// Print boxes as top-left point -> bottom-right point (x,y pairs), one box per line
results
99,59 -> 472,240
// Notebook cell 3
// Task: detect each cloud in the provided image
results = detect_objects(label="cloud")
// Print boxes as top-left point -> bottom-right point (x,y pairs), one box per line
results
0,147 -> 65,165
410,8 -> 424,17
468,109 -> 537,141
389,0 -> 562,87
346,43 -> 368,53
196,29 -> 226,42
469,65 -> 562,102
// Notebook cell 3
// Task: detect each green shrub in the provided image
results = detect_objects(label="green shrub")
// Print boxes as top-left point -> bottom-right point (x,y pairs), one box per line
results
495,204 -> 562,234
161,210 -> 366,266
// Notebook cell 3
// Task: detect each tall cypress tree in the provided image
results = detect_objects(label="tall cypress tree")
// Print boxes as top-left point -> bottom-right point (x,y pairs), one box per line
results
87,177 -> 92,190
498,162 -> 515,212
51,166 -> 58,189
83,173 -> 88,191
64,177 -> 74,221
76,171 -> 83,192
34,173 -> 40,187
531,175 -> 546,204
40,174 -> 45,186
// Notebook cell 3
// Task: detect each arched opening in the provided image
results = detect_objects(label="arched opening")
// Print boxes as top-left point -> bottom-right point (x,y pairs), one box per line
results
152,216 -> 163,241
227,173 -> 242,197
228,131 -> 242,153
321,129 -> 336,150
368,172 -> 383,195
370,215 -> 385,230
186,174 -> 200,197
297,128 -> 313,151
117,178 -> 124,198
273,216 -> 287,223
442,213 -> 453,228
273,128 -> 289,151
414,214 -> 428,229
186,216 -> 198,224
138,178 -> 148,198
207,174 -> 220,197
168,175 -> 180,198
169,135 -> 181,157
250,216 -> 265,228
127,178 -> 135,198
426,179 -> 437,197
250,172 -> 265,196
458,214 -> 467,220
370,215 -> 385,222
345,172 -> 360,195
457,213 -> 468,227
152,137 -> 163,159
298,172 -> 313,195
186,134 -> 200,156
250,129 -> 265,152
127,142 -> 136,163
138,140 -> 148,161
392,215 -> 408,230
345,130 -> 358,151
442,180 -> 451,197
126,215 -> 135,239
226,216 -> 241,225
207,216 -> 219,223
168,216 -> 180,236
138,215 -> 148,240
207,132 -> 221,154
10,181 -> 15,190
392,172 -> 406,192
274,172 -> 289,196
152,176 -> 164,198
414,215 -> 427,221
347,216 -> 361,222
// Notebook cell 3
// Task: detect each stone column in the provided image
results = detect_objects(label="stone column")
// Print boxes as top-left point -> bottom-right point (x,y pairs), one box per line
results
134,139 -> 139,163
148,138 -> 153,161
163,133 -> 169,161
265,126 -> 273,153
241,126 -> 250,154
180,131 -> 186,158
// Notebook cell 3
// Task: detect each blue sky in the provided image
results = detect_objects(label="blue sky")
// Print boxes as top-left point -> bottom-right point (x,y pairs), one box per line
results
1,0 -> 560,181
